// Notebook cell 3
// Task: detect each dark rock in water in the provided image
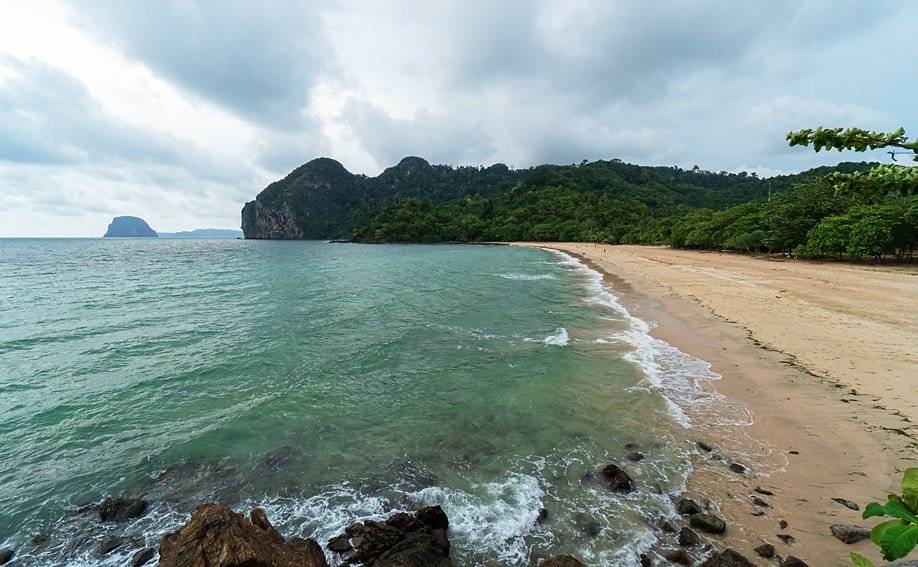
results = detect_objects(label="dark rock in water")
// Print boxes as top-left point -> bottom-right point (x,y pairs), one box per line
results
97,536 -> 125,555
640,553 -> 652,567
728,462 -> 748,474
625,443 -> 640,450
0,549 -> 13,565
601,463 -> 635,492
664,549 -> 693,565
678,527 -> 701,547
830,524 -> 870,544
776,533 -> 795,545
778,519 -> 789,530
536,508 -> 549,524
660,519 -> 678,533
699,549 -> 755,566
754,543 -> 775,558
416,505 -> 449,530
689,513 -> 726,534
131,547 -> 156,567
626,451 -> 645,462
697,440 -> 715,452
99,497 -> 148,522
754,486 -> 774,496
332,505 -> 451,567
677,497 -> 703,515
103,216 -> 158,237
539,555 -> 585,567
831,497 -> 860,511
780,556 -> 809,567
159,503 -> 328,567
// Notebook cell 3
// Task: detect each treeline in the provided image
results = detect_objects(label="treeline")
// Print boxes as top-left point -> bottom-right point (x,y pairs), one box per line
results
661,182 -> 918,261
352,160 -> 918,261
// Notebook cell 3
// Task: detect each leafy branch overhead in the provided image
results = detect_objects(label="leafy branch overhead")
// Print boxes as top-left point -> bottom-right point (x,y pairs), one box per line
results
787,127 -> 918,197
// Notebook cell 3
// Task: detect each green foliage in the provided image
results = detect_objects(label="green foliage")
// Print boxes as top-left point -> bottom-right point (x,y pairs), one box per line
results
788,127 -> 918,198
857,468 -> 918,562
850,552 -> 875,567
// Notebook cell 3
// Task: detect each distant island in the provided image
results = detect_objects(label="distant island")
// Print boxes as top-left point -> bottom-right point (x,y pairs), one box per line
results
103,216 -> 158,237
158,229 -> 243,239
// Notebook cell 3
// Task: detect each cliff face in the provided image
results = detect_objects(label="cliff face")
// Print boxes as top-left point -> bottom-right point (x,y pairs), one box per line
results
241,156 -> 523,240
103,216 -> 158,237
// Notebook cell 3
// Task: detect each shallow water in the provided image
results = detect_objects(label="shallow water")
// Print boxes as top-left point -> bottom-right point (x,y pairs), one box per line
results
0,239 -> 751,565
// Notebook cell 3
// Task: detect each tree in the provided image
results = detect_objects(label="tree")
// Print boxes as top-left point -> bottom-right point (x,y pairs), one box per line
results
787,127 -> 918,198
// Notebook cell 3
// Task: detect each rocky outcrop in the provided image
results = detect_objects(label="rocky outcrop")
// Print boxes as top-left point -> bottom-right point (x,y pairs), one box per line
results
601,463 -> 635,493
99,497 -> 148,522
327,505 -> 452,567
689,513 -> 727,534
158,504 -> 328,567
103,216 -> 158,237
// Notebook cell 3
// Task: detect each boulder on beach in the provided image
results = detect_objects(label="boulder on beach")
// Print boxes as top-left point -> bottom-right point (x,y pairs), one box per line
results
689,512 -> 726,534
158,503 -> 328,567
601,463 -> 635,492
99,497 -> 148,522
539,555 -> 585,567
699,548 -> 755,566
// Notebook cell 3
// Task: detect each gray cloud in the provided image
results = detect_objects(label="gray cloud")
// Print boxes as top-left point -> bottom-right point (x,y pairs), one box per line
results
71,0 -> 333,130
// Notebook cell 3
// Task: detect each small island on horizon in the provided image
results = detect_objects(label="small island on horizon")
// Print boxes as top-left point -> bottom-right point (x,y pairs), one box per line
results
102,216 -> 242,239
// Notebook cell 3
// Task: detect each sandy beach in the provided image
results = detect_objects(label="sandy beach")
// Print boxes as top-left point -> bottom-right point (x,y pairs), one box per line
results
516,243 -> 918,565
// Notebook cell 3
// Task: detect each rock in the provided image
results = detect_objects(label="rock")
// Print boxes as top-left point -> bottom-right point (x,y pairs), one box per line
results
754,543 -> 775,558
699,549 -> 755,567
0,549 -> 12,565
332,506 -> 452,567
103,216 -> 158,237
751,496 -> 770,508
327,533 -> 352,553
159,503 -> 328,567
889,562 -> 918,567
640,553 -> 652,567
830,524 -> 871,544
728,463 -> 748,474
536,508 -> 549,524
601,463 -> 635,492
778,520 -> 788,530
776,534 -> 795,545
676,497 -> 703,515
627,451 -> 645,462
99,497 -> 148,522
754,487 -> 774,496
97,536 -> 125,555
416,505 -> 449,530
678,527 -> 701,547
664,549 -> 693,565
831,498 -> 860,511
698,440 -> 715,452
131,547 -> 156,567
780,556 -> 809,567
689,513 -> 726,534
539,555 -> 586,567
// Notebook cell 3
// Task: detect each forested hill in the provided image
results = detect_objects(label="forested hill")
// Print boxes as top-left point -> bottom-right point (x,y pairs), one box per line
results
240,156 -> 874,242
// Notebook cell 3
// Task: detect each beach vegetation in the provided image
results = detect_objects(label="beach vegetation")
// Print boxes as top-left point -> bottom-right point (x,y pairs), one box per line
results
851,468 -> 918,565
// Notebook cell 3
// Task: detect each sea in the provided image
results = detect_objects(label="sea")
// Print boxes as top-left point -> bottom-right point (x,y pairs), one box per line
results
0,239 -> 766,566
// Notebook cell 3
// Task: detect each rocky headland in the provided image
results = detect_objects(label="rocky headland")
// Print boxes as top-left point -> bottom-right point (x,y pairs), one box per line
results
103,216 -> 158,237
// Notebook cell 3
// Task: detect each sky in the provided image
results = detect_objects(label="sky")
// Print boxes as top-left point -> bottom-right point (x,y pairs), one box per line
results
1,1 -> 916,236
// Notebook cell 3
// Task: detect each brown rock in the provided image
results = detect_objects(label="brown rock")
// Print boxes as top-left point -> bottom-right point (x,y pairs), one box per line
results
689,512 -> 726,534
664,549 -> 693,565
601,463 -> 635,492
699,548 -> 755,567
158,503 -> 328,567
780,556 -> 809,567
753,543 -> 775,558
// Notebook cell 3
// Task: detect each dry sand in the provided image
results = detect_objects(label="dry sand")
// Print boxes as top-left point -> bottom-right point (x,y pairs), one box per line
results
516,243 -> 918,566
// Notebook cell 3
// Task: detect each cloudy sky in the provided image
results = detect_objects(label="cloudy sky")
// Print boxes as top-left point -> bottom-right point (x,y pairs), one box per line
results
1,1 -> 915,236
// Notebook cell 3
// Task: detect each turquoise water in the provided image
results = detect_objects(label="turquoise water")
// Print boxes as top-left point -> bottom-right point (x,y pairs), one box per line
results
0,240 -> 726,565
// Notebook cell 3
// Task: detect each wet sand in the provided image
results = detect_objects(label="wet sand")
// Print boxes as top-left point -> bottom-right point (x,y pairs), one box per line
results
516,243 -> 918,565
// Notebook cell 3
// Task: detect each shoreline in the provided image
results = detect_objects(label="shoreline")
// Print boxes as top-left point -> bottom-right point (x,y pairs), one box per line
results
517,243 -> 918,565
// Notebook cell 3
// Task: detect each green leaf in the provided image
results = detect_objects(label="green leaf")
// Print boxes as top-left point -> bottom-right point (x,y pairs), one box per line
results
871,519 -> 907,547
901,468 -> 918,510
863,498 -> 918,523
878,523 -> 918,560
850,553 -> 876,567
863,501 -> 888,519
